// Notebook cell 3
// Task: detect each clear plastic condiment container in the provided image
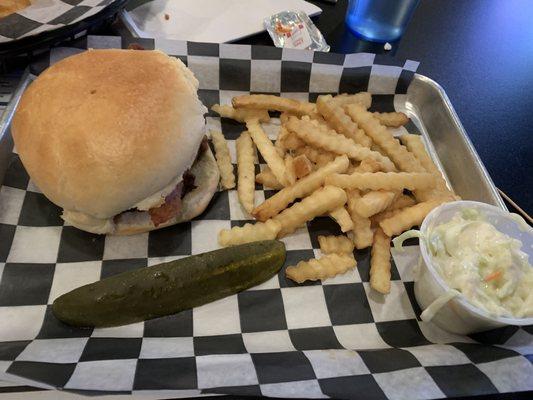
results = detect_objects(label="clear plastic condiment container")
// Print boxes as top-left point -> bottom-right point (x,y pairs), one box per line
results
415,200 -> 533,335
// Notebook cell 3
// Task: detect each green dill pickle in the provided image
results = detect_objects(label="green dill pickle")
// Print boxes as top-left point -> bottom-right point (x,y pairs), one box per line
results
52,240 -> 286,327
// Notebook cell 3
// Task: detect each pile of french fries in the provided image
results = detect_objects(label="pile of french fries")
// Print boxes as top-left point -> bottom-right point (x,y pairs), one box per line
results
209,93 -> 457,294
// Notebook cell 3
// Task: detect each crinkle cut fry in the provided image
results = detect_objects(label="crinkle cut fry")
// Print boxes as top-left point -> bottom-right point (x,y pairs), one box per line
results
294,145 -> 336,167
354,190 -> 396,218
344,158 -> 381,249
331,92 -> 372,109
316,95 -> 372,147
246,119 -> 289,187
284,155 -> 297,185
357,157 -> 383,173
233,94 -> 317,117
286,116 -> 396,172
236,131 -> 255,213
252,155 -> 349,221
210,130 -> 235,189
386,194 -> 416,212
373,112 -> 409,128
211,104 -> 270,123
218,219 -> 281,247
280,112 -> 292,125
318,235 -> 355,255
329,206 -> 354,232
281,131 -> 306,151
286,253 -> 357,283
325,172 -> 436,191
346,189 -> 374,249
345,103 -> 425,173
399,134 -> 457,201
371,206 -> 403,226
399,134 -> 440,174
255,167 -> 283,189
274,125 -> 290,156
379,199 -> 446,237
370,227 -> 392,294
273,185 -> 347,237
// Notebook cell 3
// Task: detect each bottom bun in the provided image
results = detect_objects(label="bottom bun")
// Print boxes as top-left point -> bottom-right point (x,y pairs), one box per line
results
112,147 -> 220,235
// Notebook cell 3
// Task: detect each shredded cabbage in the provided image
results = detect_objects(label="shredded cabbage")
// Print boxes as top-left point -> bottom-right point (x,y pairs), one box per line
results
392,229 -> 421,251
509,213 -> 532,233
420,289 -> 461,322
461,208 -> 481,220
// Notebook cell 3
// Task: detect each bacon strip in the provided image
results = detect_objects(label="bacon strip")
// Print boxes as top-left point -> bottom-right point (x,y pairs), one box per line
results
120,137 -> 207,226
149,183 -> 183,226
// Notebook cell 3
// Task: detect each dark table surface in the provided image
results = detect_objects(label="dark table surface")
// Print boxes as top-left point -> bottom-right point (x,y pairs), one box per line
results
238,0 -> 533,216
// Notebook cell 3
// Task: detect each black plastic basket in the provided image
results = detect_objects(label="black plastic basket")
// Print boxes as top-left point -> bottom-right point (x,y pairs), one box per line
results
0,0 -> 129,62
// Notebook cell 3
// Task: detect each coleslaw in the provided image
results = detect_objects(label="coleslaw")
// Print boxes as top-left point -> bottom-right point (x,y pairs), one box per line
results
426,208 -> 533,318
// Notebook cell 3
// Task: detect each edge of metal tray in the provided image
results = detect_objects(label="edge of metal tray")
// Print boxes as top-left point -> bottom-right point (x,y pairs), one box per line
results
0,68 -> 31,186
398,73 -> 505,210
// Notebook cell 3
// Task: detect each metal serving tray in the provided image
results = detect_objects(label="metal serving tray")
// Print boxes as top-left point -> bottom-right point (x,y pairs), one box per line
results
0,71 -> 505,210
398,74 -> 505,209
0,69 -> 30,186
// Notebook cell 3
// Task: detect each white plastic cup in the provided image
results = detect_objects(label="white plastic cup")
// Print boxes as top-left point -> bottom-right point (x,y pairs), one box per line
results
414,200 -> 533,335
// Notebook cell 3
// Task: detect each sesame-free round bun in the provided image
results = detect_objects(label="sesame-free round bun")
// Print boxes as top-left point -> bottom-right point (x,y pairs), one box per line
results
12,49 -> 209,227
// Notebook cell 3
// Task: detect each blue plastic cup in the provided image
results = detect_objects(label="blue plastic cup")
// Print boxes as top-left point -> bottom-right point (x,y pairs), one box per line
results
345,0 -> 420,43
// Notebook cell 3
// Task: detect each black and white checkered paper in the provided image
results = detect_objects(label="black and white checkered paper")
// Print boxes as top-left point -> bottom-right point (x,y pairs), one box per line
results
0,0 -> 117,43
0,36 -> 532,398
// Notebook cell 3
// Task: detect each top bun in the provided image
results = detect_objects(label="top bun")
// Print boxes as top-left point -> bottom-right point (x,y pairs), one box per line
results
12,49 -> 207,219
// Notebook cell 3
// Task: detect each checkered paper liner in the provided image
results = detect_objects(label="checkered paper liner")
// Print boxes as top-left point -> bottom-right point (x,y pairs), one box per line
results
1,36 -> 532,398
0,0 -> 118,43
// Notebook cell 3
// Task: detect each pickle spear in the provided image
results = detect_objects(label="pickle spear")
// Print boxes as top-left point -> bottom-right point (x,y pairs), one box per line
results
52,240 -> 286,327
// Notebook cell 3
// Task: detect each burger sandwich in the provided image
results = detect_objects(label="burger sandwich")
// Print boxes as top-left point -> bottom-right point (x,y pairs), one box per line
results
12,49 -> 220,235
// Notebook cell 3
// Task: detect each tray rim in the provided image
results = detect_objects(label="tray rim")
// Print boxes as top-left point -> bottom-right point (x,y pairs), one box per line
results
0,67 -> 31,185
407,73 -> 506,210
